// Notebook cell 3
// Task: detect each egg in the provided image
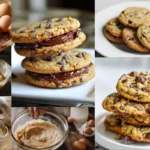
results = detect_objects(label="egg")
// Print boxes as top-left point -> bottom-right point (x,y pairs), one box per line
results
0,3 -> 11,17
74,141 -> 86,150
83,127 -> 93,135
79,138 -> 90,146
0,15 -> 11,32
67,117 -> 75,123
88,120 -> 95,127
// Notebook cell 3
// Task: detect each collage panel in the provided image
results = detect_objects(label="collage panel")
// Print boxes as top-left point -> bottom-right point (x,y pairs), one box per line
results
95,57 -> 150,149
12,0 -> 95,107
12,107 -> 95,150
95,0 -> 150,57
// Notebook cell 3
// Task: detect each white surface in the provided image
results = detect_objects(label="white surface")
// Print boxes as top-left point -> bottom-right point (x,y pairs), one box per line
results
95,58 -> 150,149
12,47 -> 95,104
95,1 -> 150,57
95,0 -> 150,12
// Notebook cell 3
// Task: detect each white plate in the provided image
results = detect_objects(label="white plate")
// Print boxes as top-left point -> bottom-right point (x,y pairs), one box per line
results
95,1 -> 150,57
95,58 -> 150,149
12,47 -> 95,105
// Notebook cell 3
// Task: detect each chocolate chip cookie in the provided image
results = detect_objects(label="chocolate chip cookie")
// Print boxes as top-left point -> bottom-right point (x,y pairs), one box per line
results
119,114 -> 150,126
137,21 -> 150,49
119,7 -> 150,28
106,17 -> 125,37
12,17 -> 86,57
104,27 -> 124,44
103,93 -> 150,117
22,50 -> 94,88
105,114 -> 150,142
116,71 -> 150,102
123,28 -> 150,52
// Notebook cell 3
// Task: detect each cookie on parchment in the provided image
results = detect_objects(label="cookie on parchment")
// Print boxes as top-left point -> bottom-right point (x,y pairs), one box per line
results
104,27 -> 124,44
106,17 -> 125,37
119,7 -> 150,28
123,28 -> 150,52
116,71 -> 150,102
13,17 -> 86,57
137,21 -> 150,49
105,114 -> 150,142
102,93 -> 150,117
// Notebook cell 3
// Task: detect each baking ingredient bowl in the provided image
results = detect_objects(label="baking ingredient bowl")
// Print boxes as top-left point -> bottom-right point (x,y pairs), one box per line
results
12,110 -> 69,150
0,60 -> 11,89
0,120 -> 8,140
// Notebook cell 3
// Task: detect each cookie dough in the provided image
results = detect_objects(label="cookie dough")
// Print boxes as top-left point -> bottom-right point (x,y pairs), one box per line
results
102,93 -> 150,117
137,21 -> 150,49
119,7 -> 150,28
25,63 -> 95,88
16,120 -> 62,149
116,71 -> 150,102
104,27 -> 124,44
22,50 -> 92,74
123,28 -> 150,52
106,17 -> 125,37
105,114 -> 150,142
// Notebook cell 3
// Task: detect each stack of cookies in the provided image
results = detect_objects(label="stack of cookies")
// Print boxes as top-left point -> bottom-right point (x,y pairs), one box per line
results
104,7 -> 150,53
102,71 -> 150,142
12,17 -> 94,88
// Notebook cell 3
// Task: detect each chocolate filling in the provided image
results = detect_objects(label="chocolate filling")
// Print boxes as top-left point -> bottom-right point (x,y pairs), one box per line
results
15,29 -> 81,49
26,63 -> 92,81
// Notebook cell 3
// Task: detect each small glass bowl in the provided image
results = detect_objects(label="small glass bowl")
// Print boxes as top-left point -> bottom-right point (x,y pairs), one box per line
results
0,120 -> 8,140
0,60 -> 11,89
12,110 -> 69,150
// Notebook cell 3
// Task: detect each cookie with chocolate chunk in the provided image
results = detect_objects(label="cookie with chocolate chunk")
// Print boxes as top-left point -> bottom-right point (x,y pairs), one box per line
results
116,71 -> 150,102
105,114 -> 150,142
102,93 -> 150,117
118,114 -> 150,126
22,50 -> 94,88
104,27 -> 124,44
119,7 -> 150,28
12,17 -> 86,57
123,28 -> 150,52
106,17 -> 125,38
137,22 -> 150,49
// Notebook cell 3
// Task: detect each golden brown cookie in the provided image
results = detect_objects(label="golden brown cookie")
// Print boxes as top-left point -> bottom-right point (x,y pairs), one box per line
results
123,28 -> 150,52
25,63 -> 95,88
103,27 -> 124,44
105,114 -> 150,142
119,7 -> 150,28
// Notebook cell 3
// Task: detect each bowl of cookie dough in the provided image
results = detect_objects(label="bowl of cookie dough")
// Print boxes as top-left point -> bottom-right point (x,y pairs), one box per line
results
12,110 -> 69,150
0,60 -> 11,89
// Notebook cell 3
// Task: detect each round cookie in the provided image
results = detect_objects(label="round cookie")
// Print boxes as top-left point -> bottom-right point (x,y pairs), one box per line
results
102,93 -> 150,117
25,63 -> 95,88
15,32 -> 86,57
116,71 -> 150,102
12,17 -> 80,43
119,114 -> 150,126
22,50 -> 92,74
105,114 -> 150,142
106,17 -> 125,37
119,7 -> 150,28
137,21 -> 150,49
123,28 -> 150,52
104,27 -> 124,44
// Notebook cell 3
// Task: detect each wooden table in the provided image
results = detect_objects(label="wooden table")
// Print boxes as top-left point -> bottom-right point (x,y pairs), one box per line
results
0,128 -> 12,150
12,107 -> 94,150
